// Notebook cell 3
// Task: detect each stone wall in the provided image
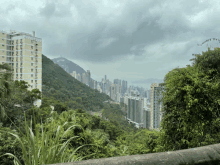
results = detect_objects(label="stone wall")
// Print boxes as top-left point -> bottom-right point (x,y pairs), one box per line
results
45,143 -> 220,165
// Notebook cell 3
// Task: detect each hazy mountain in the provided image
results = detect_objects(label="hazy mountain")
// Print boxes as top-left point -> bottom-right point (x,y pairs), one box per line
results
51,57 -> 87,74
51,57 -> 95,82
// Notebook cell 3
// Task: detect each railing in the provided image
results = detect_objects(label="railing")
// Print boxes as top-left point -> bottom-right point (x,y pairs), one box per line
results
44,143 -> 220,165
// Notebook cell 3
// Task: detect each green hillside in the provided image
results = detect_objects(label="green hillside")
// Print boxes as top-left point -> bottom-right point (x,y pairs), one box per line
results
42,54 -> 112,112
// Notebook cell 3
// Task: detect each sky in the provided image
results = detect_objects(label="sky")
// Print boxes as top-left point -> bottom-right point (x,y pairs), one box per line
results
1,0 -> 220,90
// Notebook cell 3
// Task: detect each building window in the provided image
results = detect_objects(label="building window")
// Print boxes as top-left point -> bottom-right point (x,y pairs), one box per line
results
31,69 -> 33,72
31,63 -> 33,66
31,85 -> 33,88
2,38 -> 4,41
31,46 -> 33,49
35,80 -> 37,83
31,80 -> 33,83
31,74 -> 33,77
2,44 -> 4,46
2,56 -> 4,58
31,51 -> 33,54
20,51 -> 22,55
31,40 -> 33,43
31,57 -> 33,60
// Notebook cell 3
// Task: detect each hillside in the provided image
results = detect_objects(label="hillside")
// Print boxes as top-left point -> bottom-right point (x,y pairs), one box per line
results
42,54 -> 112,112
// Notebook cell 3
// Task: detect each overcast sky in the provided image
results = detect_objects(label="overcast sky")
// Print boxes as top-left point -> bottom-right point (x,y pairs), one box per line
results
1,0 -> 220,89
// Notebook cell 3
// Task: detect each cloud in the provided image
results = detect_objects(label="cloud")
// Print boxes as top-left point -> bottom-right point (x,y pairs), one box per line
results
1,0 -> 220,89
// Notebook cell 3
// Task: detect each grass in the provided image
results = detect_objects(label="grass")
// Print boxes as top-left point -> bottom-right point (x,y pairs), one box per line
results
0,111 -> 98,165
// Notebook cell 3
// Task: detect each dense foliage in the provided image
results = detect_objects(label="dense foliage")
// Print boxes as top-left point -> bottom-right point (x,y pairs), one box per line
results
155,47 -> 220,152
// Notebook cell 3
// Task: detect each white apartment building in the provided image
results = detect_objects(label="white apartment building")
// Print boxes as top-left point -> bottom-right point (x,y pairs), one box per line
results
0,30 -> 42,107
70,71 -> 77,79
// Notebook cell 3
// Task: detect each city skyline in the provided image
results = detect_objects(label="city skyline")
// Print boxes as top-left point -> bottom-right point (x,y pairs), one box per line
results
1,0 -> 220,89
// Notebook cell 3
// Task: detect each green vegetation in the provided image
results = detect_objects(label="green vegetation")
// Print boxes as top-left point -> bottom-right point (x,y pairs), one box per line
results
0,48 -> 220,164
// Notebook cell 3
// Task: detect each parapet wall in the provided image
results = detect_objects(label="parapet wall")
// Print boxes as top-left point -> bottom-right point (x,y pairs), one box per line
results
45,143 -> 220,165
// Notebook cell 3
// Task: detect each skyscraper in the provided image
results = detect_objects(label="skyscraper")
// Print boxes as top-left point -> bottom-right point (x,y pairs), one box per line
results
114,79 -> 121,86
150,83 -> 163,130
87,70 -> 91,86
77,73 -> 82,82
81,73 -> 87,84
105,75 -> 107,80
122,80 -> 127,95
0,30 -> 42,107
70,71 -> 77,79
127,96 -> 144,127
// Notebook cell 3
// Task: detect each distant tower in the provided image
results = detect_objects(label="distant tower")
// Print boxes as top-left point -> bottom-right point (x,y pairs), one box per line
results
105,75 -> 107,81
87,70 -> 91,86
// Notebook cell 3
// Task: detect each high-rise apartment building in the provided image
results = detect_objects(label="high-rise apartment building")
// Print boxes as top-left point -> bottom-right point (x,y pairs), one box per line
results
77,73 -> 81,82
150,83 -> 163,130
110,84 -> 116,101
122,80 -> 127,95
97,84 -> 102,93
116,92 -> 121,103
81,73 -> 87,85
143,106 -> 151,129
114,79 -> 121,86
0,30 -> 42,107
123,93 -> 129,106
127,96 -> 144,126
93,80 -> 97,89
70,71 -> 77,79
87,70 -> 90,86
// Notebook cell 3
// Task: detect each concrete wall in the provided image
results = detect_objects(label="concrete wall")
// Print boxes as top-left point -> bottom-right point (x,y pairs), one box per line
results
45,143 -> 220,165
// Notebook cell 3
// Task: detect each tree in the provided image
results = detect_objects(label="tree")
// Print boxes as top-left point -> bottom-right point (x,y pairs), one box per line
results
54,101 -> 68,114
155,48 -> 220,152
0,63 -> 15,123
23,88 -> 41,106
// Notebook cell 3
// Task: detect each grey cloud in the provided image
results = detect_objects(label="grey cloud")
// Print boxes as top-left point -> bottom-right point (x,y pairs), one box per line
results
39,1 -> 72,19
39,2 -> 56,18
